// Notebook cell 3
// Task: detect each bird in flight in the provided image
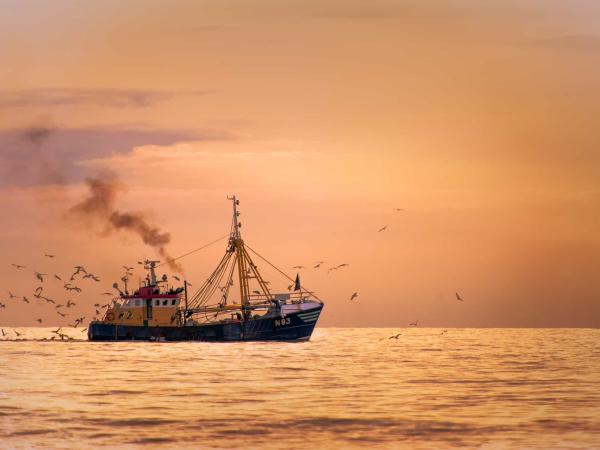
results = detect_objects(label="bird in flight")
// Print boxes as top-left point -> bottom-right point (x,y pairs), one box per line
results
350,292 -> 358,301
57,311 -> 67,317
11,264 -> 25,269
313,263 -> 323,269
102,292 -> 113,296
173,275 -> 181,281
0,302 -> 5,309
8,291 -> 16,299
22,296 -> 30,304
14,330 -> 23,337
54,274 -> 62,281
409,320 -> 418,326
43,297 -> 55,304
35,272 -> 46,283
44,254 -> 56,258
455,292 -> 464,301
336,263 -> 349,269
1,328 -> 5,336
393,208 -> 405,212
36,318 -> 42,324
252,290 -> 261,295
388,332 -> 402,339
440,329 -> 448,335
378,225 -> 388,232
34,286 -> 43,298
65,299 -> 76,308
292,265 -> 306,269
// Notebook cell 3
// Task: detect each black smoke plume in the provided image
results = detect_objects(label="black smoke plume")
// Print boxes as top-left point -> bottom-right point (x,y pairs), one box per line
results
68,174 -> 183,273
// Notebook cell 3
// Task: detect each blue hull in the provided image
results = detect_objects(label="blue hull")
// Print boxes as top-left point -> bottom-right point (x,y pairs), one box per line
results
88,305 -> 323,342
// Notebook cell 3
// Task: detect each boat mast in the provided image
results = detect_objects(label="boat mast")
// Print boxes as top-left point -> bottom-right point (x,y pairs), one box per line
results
227,195 -> 272,309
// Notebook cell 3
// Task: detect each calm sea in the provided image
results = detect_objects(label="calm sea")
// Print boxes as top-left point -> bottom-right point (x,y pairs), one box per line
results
0,328 -> 599,449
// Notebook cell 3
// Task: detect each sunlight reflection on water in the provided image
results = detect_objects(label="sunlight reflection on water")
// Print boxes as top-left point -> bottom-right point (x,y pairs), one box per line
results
1,328 -> 599,449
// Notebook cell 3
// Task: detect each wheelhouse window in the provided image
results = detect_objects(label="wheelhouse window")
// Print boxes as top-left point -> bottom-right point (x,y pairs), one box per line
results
171,299 -> 177,306
155,299 -> 160,306
162,299 -> 169,306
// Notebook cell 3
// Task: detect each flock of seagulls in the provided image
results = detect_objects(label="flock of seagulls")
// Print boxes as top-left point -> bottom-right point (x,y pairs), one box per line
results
1,254 -> 119,340
288,207 -> 467,340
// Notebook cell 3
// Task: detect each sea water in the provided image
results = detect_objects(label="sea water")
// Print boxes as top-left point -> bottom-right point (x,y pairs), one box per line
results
1,328 -> 599,449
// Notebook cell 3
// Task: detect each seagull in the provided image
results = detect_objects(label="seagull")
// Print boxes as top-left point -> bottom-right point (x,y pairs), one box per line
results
42,297 -> 55,304
8,291 -> 16,299
313,263 -> 323,269
440,329 -> 448,335
81,328 -> 87,332
55,304 -> 63,309
287,284 -> 294,291
35,272 -> 46,283
65,300 -> 76,308
336,263 -> 349,269
350,292 -> 358,301
102,292 -> 113,296
455,292 -> 464,301
34,286 -> 43,298
393,208 -> 405,212
409,320 -> 418,326
186,281 -> 192,286
14,330 -> 23,337
22,296 -> 30,304
252,290 -> 261,295
378,225 -> 388,232
11,264 -> 25,269
388,333 -> 402,339
44,254 -> 56,258
36,318 -> 42,324
54,274 -> 62,281
93,303 -> 100,307
57,311 -> 67,317
1,328 -> 5,336
51,328 -> 62,335
123,266 -> 134,271
292,265 -> 306,269
0,302 -> 5,309
327,267 -> 338,274
173,275 -> 181,281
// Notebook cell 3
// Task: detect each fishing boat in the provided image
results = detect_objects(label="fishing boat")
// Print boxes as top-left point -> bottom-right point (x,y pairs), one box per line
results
87,196 -> 324,341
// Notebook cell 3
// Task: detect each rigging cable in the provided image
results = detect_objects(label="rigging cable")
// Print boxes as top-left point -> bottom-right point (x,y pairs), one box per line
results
245,244 -> 323,303
157,233 -> 230,269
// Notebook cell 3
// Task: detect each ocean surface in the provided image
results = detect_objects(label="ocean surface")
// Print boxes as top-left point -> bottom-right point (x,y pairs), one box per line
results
0,328 -> 599,449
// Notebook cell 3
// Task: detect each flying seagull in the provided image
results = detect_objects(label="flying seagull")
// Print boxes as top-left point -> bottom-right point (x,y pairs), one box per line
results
44,254 -> 56,258
252,290 -> 261,295
35,272 -> 46,283
57,311 -> 67,317
22,296 -> 30,304
350,292 -> 358,301
54,274 -> 62,281
11,264 -> 25,269
292,265 -> 306,269
173,275 -> 181,281
378,225 -> 388,232
8,291 -> 16,299
102,292 -> 113,296
393,208 -> 405,212
455,292 -> 464,301
388,333 -> 402,339
36,318 -> 42,324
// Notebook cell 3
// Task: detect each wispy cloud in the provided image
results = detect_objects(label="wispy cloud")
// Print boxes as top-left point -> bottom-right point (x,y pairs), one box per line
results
0,88 -> 214,109
0,126 -> 234,187
531,34 -> 600,52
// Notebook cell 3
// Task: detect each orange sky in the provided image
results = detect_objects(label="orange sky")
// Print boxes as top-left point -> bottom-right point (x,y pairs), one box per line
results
1,0 -> 599,327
